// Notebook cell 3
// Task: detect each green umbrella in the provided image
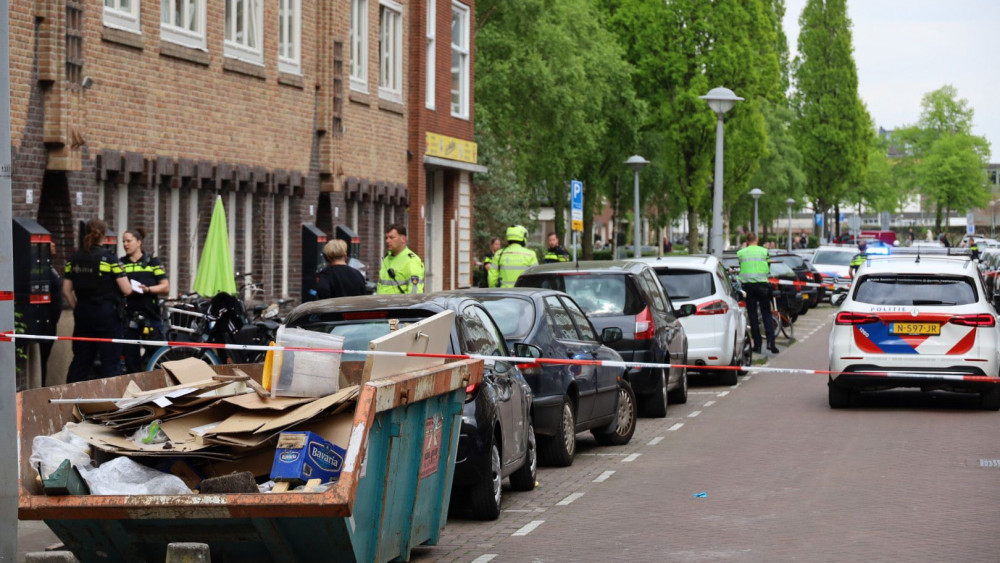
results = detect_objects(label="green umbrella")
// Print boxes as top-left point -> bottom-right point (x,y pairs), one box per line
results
192,196 -> 237,297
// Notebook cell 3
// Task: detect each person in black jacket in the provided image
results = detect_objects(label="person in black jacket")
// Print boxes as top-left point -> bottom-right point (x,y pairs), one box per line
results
121,227 -> 170,373
63,218 -> 132,383
39,240 -> 62,386
316,239 -> 367,299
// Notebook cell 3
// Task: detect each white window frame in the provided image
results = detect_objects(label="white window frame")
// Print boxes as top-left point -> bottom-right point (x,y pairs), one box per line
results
350,0 -> 369,92
278,0 -> 302,75
104,0 -> 142,34
450,2 -> 469,119
224,0 -> 264,65
161,0 -> 207,50
379,0 -> 403,103
426,0 -> 436,109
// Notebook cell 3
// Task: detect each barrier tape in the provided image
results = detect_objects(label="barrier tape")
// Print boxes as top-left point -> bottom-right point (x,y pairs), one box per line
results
767,277 -> 839,290
8,332 -> 1000,384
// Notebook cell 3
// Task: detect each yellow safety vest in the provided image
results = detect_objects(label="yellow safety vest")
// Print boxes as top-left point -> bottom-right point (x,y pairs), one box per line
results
737,245 -> 770,284
489,244 -> 539,288
378,248 -> 425,294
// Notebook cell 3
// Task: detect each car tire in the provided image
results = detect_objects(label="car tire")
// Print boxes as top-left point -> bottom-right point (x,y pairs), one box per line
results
539,399 -> 575,467
641,369 -> 668,418
738,335 -> 753,375
469,440 -> 503,520
980,386 -> 1000,411
593,380 -> 637,446
667,365 -> 688,404
828,380 -> 852,409
509,423 -> 537,491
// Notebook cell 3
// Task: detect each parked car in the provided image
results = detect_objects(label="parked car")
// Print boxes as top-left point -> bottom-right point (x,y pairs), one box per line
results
283,293 -> 535,520
769,250 -> 821,312
722,254 -> 804,322
461,288 -> 637,466
515,261 -> 693,417
809,245 -> 858,299
628,255 -> 750,385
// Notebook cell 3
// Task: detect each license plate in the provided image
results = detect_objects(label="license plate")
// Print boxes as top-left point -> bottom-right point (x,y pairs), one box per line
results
890,322 -> 940,335
803,293 -> 810,300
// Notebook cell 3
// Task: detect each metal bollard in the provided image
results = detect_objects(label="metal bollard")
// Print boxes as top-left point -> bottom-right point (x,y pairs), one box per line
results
165,542 -> 211,563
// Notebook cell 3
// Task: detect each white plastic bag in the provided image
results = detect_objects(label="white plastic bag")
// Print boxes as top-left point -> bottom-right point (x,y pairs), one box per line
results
29,424 -> 92,479
78,456 -> 193,495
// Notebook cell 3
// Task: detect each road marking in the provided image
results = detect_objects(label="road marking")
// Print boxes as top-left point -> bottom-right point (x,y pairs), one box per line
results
503,509 -> 534,513
512,520 -> 545,536
579,453 -> 631,457
688,391 -> 717,395
704,400 -> 716,407
557,492 -> 584,506
688,410 -> 702,418
593,470 -> 615,482
472,555 -> 497,563
744,375 -> 753,381
668,422 -> 684,431
717,391 -> 730,397
622,453 -> 641,463
647,436 -> 664,445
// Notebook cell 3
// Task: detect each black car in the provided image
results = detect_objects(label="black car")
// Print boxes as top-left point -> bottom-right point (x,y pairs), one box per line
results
461,288 -> 637,467
515,261 -> 692,417
768,251 -> 820,312
284,293 -> 535,520
722,254 -> 804,322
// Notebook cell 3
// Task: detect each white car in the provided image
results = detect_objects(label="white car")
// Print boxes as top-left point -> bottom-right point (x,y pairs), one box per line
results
630,255 -> 749,385
810,245 -> 860,298
828,255 -> 1000,410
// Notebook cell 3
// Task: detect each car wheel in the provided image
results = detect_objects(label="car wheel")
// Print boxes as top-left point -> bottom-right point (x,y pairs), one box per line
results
509,423 -> 537,491
593,380 -> 637,446
667,365 -> 688,404
980,386 -> 1000,411
641,369 -> 669,418
539,399 -> 575,467
468,440 -> 502,520
828,380 -> 852,409
739,335 -> 753,375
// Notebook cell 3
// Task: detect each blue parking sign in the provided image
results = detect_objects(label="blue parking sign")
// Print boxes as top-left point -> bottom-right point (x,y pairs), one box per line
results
815,213 -> 823,226
571,180 -> 584,232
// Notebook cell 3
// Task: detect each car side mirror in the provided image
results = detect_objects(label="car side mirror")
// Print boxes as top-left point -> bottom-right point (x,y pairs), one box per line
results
514,342 -> 542,359
832,293 -> 848,306
600,327 -> 623,345
676,303 -> 696,318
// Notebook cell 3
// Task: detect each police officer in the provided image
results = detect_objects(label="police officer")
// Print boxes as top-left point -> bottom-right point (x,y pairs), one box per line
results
969,239 -> 981,261
480,237 -> 501,287
849,241 -> 867,277
63,218 -> 132,383
543,232 -> 571,263
377,224 -> 425,294
489,225 -> 539,288
738,232 -> 778,355
121,227 -> 170,373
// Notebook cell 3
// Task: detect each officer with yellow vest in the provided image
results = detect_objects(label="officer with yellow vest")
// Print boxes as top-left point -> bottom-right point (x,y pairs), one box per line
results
489,225 -> 539,288
849,241 -> 867,277
377,224 -> 425,294
969,239 -> 981,261
543,232 -> 571,263
738,232 -> 778,355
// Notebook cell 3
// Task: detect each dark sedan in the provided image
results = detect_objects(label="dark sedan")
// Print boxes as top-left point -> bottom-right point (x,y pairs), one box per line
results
284,293 -> 535,520
461,288 -> 637,467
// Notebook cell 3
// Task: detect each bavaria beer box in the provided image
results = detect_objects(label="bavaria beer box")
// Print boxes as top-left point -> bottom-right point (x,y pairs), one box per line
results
270,431 -> 346,484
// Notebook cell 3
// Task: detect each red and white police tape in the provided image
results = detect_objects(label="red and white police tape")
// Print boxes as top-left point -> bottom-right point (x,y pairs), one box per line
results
767,277 -> 838,290
6,332 -> 999,384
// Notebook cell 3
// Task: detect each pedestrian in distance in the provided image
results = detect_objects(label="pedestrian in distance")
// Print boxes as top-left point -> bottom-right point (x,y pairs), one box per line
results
316,239 -> 368,299
377,224 -> 425,295
738,232 -> 779,355
38,240 -> 62,386
798,233 -> 808,249
63,218 -> 132,383
489,225 -> 539,288
120,227 -> 170,374
543,232 -> 571,263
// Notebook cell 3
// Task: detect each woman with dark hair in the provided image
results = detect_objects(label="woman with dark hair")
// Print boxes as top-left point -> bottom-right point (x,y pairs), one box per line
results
63,218 -> 132,383
121,227 -> 170,373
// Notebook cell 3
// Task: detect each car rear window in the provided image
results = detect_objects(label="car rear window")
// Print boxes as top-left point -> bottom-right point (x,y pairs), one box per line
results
853,275 -> 978,306
519,274 -> 643,316
293,310 -> 438,361
812,251 -> 855,266
477,297 -> 536,340
770,255 -> 805,269
656,269 -> 714,301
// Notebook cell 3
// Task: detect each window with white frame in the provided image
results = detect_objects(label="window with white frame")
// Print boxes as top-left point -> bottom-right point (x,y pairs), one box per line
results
161,0 -> 206,50
350,0 -> 369,92
450,2 -> 469,118
426,0 -> 435,109
379,1 -> 403,102
278,0 -> 301,74
225,0 -> 263,65
104,0 -> 142,34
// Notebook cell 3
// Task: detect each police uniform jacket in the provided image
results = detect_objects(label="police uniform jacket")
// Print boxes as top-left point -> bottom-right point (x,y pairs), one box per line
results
121,252 -> 167,320
543,245 -> 571,263
378,247 -> 425,294
65,246 -> 127,334
489,243 -> 539,288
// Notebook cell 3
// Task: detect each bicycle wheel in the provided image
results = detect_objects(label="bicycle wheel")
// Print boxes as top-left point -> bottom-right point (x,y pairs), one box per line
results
771,310 -> 783,340
145,345 -> 220,371
781,312 -> 795,340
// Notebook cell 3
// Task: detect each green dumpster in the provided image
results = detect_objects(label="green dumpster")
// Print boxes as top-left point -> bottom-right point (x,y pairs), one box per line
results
18,359 -> 482,563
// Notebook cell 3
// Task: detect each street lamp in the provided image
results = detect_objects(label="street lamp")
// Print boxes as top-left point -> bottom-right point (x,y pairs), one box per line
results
624,155 -> 649,258
785,198 -> 796,251
749,188 -> 764,235
700,86 -> 743,257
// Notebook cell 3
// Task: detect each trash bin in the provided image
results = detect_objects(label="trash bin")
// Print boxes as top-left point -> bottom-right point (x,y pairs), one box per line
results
18,359 -> 483,563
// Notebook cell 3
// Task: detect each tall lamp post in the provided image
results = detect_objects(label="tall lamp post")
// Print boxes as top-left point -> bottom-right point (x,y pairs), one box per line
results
749,188 -> 764,235
786,198 -> 796,251
625,155 -> 649,258
700,87 -> 743,257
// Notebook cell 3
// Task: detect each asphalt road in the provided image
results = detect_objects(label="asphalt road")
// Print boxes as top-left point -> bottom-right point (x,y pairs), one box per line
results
17,304 -> 1000,561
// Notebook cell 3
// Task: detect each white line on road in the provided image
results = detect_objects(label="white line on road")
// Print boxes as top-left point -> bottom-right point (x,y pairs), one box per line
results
744,375 -> 753,381
579,453 -> 630,457
717,391 -> 730,397
557,492 -> 584,506
647,436 -> 664,445
503,509 -> 534,513
593,470 -> 615,483
688,410 -> 702,418
513,520 -> 545,536
704,400 -> 716,407
622,453 -> 641,463
668,422 -> 684,431
472,555 -> 497,563
688,391 -> 717,395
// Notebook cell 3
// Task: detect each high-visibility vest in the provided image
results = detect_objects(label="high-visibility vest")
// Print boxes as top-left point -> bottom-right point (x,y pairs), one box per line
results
849,252 -> 866,273
377,248 -> 425,294
489,244 -> 539,288
543,246 -> 570,263
737,245 -> 770,284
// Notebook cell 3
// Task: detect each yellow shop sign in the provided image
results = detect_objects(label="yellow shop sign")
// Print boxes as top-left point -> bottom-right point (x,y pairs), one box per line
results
425,133 -> 478,164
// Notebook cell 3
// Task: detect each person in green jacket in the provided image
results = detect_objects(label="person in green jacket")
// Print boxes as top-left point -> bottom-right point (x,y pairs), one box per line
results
489,225 -> 539,288
738,232 -> 778,355
377,224 -> 425,295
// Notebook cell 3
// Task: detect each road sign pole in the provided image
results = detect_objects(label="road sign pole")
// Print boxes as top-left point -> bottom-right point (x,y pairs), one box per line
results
1,0 -> 17,556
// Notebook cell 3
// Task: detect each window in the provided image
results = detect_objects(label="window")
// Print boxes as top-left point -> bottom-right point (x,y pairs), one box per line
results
278,0 -> 301,74
350,0 -> 369,91
225,0 -> 263,64
379,1 -> 403,102
425,0 -> 436,109
161,0 -> 206,50
479,297 -> 535,340
561,296 -> 598,342
450,2 -> 469,117
657,269 -> 715,301
544,296 -> 578,341
104,0 -> 141,33
854,275 -> 977,306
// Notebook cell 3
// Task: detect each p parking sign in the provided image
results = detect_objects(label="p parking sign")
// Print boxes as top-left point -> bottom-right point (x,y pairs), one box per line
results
571,180 -> 584,232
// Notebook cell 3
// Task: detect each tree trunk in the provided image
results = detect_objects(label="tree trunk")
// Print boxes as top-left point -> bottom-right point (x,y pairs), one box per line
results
687,206 -> 699,254
611,177 -> 620,259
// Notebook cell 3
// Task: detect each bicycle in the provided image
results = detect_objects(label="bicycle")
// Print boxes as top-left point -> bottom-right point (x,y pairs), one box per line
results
756,286 -> 795,341
143,293 -> 221,370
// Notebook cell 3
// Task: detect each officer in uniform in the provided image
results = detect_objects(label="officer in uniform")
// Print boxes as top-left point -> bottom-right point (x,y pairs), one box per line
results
63,218 -> 133,383
849,241 -> 867,277
738,232 -> 778,355
377,224 -> 425,294
489,225 -> 539,288
543,232 -> 571,263
121,227 -> 170,373
480,237 -> 501,288
969,239 -> 981,261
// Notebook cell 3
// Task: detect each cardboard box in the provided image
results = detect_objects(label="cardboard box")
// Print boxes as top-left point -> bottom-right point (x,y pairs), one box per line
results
270,431 -> 346,484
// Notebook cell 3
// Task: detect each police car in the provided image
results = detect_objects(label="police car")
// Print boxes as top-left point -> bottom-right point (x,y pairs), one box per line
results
828,254 -> 1000,410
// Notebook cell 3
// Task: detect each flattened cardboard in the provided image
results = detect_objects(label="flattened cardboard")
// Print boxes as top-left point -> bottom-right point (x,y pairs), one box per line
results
203,411 -> 276,435
222,393 -> 312,411
159,408 -> 234,444
68,421 -> 211,454
254,385 -> 360,435
163,357 -> 221,385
